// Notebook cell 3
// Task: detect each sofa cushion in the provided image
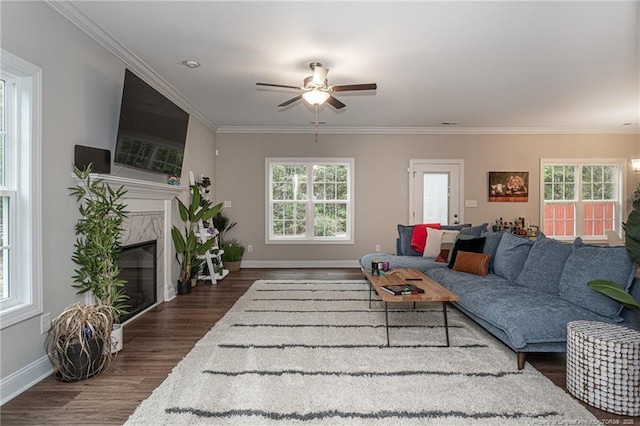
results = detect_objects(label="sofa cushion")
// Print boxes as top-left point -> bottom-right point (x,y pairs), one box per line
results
426,268 -> 513,297
447,237 -> 486,269
459,223 -> 488,238
516,235 -> 573,294
359,252 -> 447,272
493,232 -> 534,281
397,225 -> 423,256
452,251 -> 490,276
559,240 -> 636,321
456,285 -> 620,349
481,231 -> 505,273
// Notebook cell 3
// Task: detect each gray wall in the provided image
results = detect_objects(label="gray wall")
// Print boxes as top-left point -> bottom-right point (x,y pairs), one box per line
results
215,133 -> 639,263
0,1 -> 215,387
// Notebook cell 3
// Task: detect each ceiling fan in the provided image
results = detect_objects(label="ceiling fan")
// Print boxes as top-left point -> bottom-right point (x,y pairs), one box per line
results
256,62 -> 377,109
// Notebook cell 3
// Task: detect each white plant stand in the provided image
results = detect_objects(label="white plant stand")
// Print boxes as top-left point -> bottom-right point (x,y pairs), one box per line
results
189,171 -> 228,285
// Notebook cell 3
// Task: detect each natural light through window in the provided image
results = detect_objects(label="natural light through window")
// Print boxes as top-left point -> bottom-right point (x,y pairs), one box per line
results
541,160 -> 622,241
0,50 -> 42,329
267,158 -> 354,243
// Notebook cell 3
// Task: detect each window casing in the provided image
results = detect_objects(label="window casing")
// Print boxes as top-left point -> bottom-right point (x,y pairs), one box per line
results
540,159 -> 624,241
0,50 -> 42,329
266,158 -> 354,243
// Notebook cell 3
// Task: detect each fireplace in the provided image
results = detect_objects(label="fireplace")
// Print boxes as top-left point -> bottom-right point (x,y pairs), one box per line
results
118,240 -> 157,323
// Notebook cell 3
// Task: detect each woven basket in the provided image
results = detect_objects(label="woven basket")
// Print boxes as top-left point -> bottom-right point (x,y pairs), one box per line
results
225,261 -> 241,272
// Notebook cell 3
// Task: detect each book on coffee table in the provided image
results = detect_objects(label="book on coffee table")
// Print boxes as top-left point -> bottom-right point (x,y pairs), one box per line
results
380,284 -> 425,295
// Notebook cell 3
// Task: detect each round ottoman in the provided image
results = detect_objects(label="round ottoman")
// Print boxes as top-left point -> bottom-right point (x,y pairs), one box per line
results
566,320 -> 640,416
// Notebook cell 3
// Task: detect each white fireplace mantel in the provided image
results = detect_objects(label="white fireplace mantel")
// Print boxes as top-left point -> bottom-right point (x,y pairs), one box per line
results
71,173 -> 186,200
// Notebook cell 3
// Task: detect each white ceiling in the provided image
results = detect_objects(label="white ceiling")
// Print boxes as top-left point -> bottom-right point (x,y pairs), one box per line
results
59,1 -> 639,133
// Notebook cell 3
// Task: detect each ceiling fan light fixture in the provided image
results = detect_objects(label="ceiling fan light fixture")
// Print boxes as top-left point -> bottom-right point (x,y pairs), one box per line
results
312,66 -> 329,86
302,90 -> 330,106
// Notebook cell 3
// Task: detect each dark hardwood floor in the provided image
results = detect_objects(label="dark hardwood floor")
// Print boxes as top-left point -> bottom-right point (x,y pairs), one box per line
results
0,268 -> 633,424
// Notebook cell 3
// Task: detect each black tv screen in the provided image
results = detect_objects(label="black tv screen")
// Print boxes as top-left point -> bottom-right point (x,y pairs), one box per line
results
114,69 -> 189,176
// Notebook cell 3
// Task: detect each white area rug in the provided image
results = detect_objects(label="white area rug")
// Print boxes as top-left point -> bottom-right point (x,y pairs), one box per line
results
125,280 -> 596,425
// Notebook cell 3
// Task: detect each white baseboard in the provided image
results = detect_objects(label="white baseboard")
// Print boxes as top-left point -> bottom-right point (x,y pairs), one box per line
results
240,260 -> 360,268
1,355 -> 52,405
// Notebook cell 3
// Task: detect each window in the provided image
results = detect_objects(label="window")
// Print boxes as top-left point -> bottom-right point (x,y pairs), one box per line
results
541,159 -> 623,241
266,158 -> 354,243
0,50 -> 42,329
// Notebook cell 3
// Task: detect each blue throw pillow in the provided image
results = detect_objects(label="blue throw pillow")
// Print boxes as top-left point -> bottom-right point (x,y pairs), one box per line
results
493,232 -> 535,281
460,223 -> 488,238
559,241 -> 635,321
447,237 -> 486,269
516,235 -> 573,294
441,223 -> 472,231
481,231 -> 505,273
397,225 -> 422,256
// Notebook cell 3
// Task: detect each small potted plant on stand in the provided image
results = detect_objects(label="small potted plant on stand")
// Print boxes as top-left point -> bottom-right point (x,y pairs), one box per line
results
221,239 -> 245,272
45,164 -> 129,381
172,185 -> 223,294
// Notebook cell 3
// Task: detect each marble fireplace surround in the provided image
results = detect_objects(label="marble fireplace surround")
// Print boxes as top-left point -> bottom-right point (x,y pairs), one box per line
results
72,173 -> 185,315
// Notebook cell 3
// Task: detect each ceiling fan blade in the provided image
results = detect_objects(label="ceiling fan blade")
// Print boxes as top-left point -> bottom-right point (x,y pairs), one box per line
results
256,82 -> 302,90
331,83 -> 377,92
326,95 -> 346,109
278,95 -> 303,107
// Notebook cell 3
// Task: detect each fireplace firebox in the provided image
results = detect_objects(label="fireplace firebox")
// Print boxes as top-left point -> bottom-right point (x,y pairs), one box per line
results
118,240 -> 157,323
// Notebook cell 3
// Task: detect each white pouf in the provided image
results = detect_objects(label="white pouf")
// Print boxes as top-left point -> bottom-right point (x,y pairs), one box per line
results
566,320 -> 640,416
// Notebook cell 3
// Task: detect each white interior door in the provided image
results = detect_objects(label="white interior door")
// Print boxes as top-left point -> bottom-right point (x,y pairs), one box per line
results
409,160 -> 463,225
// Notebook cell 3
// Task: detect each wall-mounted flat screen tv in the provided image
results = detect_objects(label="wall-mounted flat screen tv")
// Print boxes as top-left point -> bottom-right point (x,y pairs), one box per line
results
114,69 -> 189,176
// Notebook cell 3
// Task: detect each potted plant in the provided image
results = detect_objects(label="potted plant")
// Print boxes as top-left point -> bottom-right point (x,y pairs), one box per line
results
45,303 -> 115,382
221,239 -> 245,272
171,185 -> 223,294
587,190 -> 640,309
69,164 -> 129,353
45,164 -> 129,381
212,210 -> 236,247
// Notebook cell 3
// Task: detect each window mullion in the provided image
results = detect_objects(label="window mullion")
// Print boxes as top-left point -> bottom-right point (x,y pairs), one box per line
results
307,165 -> 314,240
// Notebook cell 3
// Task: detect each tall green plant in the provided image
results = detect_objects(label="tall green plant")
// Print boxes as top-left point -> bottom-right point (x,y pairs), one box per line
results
624,199 -> 640,265
171,185 -> 223,282
212,210 -> 236,246
587,197 -> 640,310
69,165 -> 129,320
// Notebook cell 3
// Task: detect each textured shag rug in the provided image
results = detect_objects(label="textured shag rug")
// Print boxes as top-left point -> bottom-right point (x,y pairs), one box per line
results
125,280 -> 596,425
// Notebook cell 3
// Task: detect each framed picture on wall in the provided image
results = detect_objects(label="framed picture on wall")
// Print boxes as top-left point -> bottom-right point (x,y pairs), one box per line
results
488,171 -> 529,202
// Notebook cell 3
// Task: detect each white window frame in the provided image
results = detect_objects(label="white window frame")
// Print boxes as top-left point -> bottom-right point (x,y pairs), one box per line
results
266,158 -> 355,244
539,158 -> 625,242
0,50 -> 43,329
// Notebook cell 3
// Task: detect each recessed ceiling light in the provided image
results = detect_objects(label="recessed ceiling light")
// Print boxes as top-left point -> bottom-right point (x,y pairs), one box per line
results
182,60 -> 201,69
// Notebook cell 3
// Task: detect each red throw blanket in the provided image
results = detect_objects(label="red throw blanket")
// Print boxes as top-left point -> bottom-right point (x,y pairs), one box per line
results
410,223 -> 441,253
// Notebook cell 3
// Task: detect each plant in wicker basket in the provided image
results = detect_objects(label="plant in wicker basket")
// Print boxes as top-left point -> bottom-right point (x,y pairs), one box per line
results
45,303 -> 115,382
221,239 -> 245,272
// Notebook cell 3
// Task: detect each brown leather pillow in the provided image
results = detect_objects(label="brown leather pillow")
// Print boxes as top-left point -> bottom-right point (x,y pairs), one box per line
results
452,251 -> 491,277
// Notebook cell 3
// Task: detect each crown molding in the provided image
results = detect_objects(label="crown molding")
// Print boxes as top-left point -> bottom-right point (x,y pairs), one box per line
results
216,126 -> 640,135
46,0 -> 219,131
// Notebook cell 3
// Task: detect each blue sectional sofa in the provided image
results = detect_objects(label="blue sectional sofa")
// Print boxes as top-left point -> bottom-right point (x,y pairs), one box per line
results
360,225 -> 640,370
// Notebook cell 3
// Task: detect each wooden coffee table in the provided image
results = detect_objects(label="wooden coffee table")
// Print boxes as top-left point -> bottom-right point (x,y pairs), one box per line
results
363,268 -> 459,346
